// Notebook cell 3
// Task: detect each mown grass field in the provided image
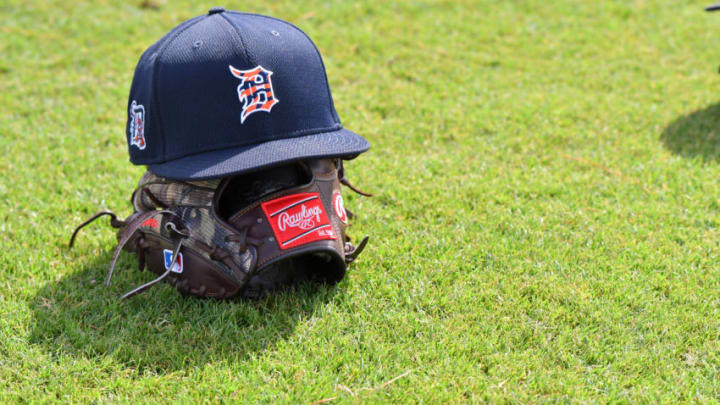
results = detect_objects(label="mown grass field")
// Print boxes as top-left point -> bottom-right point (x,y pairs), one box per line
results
3,0 -> 720,402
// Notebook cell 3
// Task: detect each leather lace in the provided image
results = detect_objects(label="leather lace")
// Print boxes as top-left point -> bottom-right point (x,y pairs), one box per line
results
224,227 -> 265,252
69,208 -> 186,300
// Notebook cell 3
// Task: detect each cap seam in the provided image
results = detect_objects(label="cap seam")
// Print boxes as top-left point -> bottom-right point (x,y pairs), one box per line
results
218,13 -> 268,134
151,15 -> 207,162
218,13 -> 254,66
224,11 -> 341,124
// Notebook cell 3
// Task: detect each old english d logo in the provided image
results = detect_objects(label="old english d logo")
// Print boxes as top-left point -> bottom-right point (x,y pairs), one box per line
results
129,100 -> 146,150
261,193 -> 337,250
229,65 -> 279,123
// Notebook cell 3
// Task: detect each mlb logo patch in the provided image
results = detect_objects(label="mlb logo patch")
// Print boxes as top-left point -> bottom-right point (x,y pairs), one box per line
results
229,65 -> 279,123
129,100 -> 146,150
163,249 -> 183,274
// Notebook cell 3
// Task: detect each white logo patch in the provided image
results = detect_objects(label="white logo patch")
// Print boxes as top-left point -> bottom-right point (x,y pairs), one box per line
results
333,193 -> 347,224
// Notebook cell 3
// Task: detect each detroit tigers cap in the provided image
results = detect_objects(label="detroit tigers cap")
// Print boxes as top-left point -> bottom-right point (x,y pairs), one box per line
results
125,7 -> 369,180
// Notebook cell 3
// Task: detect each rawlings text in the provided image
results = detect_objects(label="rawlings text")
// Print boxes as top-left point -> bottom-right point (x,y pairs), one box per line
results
261,193 -> 336,249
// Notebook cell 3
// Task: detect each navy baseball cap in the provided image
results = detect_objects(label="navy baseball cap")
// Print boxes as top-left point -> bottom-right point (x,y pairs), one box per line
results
125,7 -> 369,180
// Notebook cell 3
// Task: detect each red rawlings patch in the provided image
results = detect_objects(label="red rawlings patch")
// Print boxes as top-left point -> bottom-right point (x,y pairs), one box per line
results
141,217 -> 159,229
261,193 -> 336,250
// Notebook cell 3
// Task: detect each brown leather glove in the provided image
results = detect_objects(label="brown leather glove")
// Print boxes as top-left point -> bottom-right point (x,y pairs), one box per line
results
69,159 -> 369,300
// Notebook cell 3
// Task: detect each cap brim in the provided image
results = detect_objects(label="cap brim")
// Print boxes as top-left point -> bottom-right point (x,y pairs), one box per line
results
148,128 -> 369,180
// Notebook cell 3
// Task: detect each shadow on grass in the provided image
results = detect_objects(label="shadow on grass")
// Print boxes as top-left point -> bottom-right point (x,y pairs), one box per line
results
29,250 -> 339,374
661,102 -> 720,161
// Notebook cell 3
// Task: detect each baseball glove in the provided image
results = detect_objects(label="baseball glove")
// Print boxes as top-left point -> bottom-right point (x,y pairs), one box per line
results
69,159 -> 369,300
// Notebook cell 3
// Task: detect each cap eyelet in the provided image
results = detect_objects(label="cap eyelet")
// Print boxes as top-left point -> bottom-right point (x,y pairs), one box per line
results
193,40 -> 203,49
271,30 -> 280,37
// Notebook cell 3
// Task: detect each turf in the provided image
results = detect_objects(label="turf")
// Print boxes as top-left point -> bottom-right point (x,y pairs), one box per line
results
2,0 -> 720,402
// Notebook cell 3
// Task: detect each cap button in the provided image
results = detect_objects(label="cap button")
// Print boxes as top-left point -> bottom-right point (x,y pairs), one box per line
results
208,6 -> 225,15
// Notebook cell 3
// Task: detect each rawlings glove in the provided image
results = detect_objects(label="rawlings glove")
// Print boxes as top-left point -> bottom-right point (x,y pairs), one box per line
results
70,159 -> 369,299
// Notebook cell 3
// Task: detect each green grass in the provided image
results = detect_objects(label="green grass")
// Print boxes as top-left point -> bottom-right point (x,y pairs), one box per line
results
3,0 -> 720,402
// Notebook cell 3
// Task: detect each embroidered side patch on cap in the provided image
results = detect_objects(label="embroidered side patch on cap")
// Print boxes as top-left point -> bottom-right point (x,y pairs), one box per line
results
129,100 -> 147,150
261,192 -> 336,250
